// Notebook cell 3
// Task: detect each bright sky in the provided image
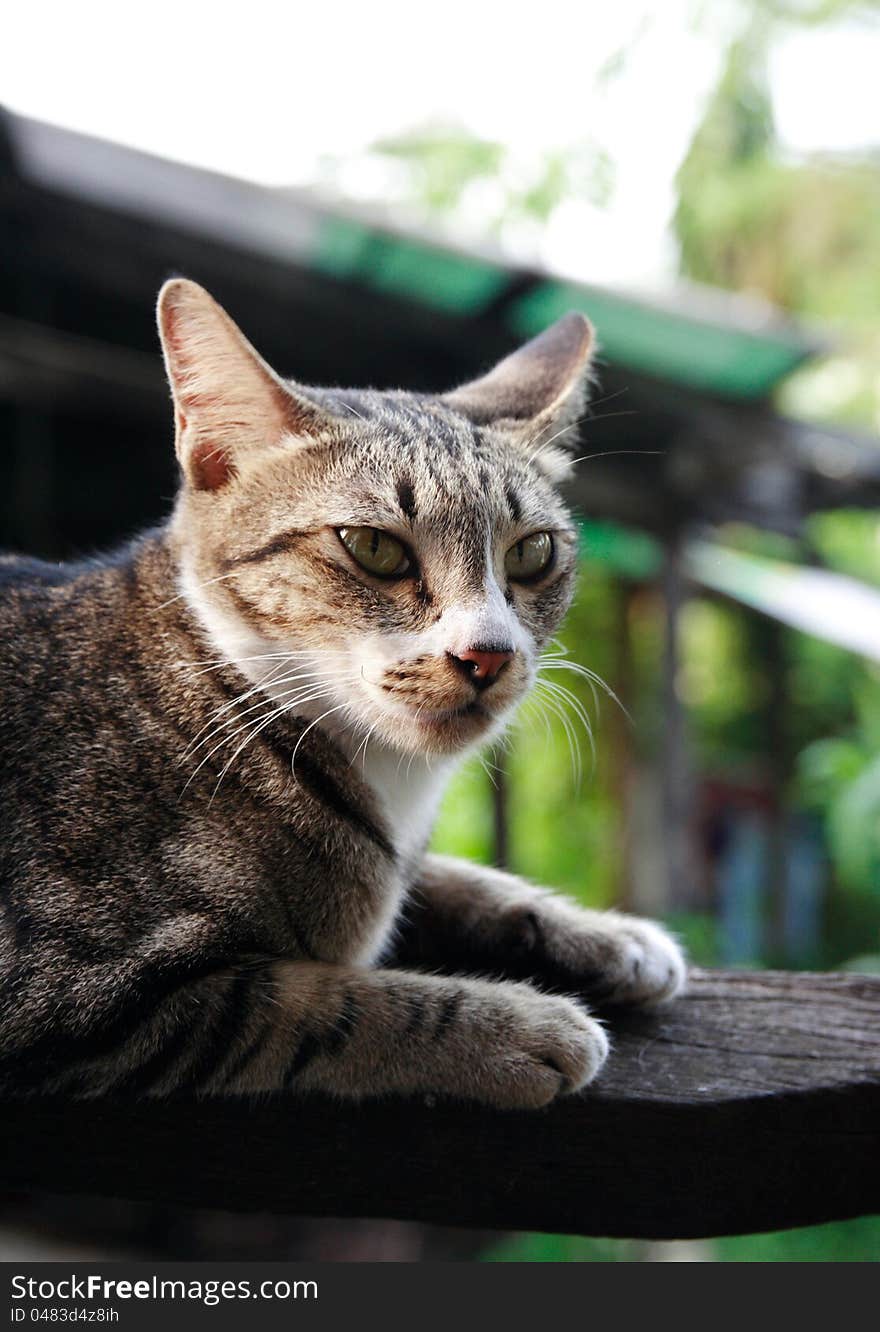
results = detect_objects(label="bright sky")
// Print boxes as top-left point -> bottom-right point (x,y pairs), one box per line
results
3,1 -> 879,287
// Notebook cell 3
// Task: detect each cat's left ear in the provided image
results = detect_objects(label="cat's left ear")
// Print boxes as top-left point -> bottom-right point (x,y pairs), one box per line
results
157,279 -> 331,492
444,312 -> 595,478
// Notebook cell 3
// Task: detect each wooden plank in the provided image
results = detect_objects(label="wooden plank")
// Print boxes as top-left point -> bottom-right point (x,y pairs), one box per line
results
1,969 -> 878,1240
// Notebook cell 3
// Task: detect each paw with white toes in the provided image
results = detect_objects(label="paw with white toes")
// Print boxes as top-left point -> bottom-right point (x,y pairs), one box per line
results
583,912 -> 687,1006
502,897 -> 687,1007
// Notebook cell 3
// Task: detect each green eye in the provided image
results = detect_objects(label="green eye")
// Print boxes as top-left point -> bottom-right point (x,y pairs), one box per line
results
337,527 -> 412,578
505,532 -> 554,582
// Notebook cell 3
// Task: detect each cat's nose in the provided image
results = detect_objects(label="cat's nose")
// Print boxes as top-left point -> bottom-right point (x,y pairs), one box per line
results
450,646 -> 515,688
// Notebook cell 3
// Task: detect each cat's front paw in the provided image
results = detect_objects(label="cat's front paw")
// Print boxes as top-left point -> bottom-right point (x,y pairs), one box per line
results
450,984 -> 609,1110
509,902 -> 687,1008
583,914 -> 687,1006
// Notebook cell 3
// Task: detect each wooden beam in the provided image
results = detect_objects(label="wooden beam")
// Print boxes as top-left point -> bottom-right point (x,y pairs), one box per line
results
1,969 -> 878,1240
0,314 -> 165,417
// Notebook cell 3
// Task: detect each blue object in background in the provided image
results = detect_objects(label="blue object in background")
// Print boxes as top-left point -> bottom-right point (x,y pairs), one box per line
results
782,814 -> 825,966
718,813 -> 767,965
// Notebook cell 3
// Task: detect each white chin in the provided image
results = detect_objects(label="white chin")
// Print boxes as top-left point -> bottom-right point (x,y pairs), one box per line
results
383,703 -> 504,756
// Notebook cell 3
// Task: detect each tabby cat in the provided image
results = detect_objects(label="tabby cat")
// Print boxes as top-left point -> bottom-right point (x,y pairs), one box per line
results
0,281 -> 685,1107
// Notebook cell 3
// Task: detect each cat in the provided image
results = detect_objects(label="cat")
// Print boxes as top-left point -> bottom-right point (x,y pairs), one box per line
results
0,280 -> 685,1108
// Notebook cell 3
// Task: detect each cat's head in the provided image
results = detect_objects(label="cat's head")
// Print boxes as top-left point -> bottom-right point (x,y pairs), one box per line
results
158,279 -> 594,757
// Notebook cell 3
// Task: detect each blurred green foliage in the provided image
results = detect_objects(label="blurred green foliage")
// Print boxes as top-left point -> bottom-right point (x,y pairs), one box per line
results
321,125 -> 614,240
676,15 -> 880,324
678,1 -> 880,428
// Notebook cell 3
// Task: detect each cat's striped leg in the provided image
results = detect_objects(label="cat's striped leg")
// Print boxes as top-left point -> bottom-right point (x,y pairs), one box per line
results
394,853 -> 686,1006
216,961 -> 609,1108
218,964 -> 609,1108
1,957 -> 608,1108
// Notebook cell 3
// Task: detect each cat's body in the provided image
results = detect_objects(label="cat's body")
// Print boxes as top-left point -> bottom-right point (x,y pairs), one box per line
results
0,282 -> 684,1107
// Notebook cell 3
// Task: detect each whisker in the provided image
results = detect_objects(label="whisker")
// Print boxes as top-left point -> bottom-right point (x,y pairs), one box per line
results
538,653 -> 629,721
568,448 -> 663,466
513,698 -> 547,751
290,703 -> 355,782
183,658 -> 322,751
359,720 -> 381,770
524,388 -> 631,455
527,415 -> 591,457
582,385 -> 631,412
184,661 -> 357,748
523,395 -> 646,467
334,399 -> 367,423
533,685 -> 582,788
206,684 -> 347,806
181,649 -> 339,677
184,668 -> 359,759
537,677 -> 596,771
180,678 -> 351,799
523,408 -> 606,463
349,718 -> 379,769
155,570 -> 241,611
540,654 -> 600,712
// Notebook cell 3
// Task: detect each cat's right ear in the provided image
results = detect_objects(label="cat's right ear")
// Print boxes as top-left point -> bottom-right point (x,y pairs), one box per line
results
443,312 -> 595,480
156,280 -> 329,492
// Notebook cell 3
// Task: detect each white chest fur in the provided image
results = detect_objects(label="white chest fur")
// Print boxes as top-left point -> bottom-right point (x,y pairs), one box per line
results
355,745 -> 454,867
342,744 -> 455,966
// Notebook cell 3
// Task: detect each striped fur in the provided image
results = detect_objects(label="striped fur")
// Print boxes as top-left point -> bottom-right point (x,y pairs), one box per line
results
0,282 -> 684,1108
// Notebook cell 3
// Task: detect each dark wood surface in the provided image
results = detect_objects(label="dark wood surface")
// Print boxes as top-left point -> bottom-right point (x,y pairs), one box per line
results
1,969 -> 878,1240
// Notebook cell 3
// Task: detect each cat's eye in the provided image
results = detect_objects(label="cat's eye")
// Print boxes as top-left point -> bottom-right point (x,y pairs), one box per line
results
337,527 -> 412,578
505,532 -> 555,582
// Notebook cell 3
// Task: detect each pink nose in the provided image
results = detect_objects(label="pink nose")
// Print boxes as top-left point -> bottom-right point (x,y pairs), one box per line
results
452,647 -> 515,684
